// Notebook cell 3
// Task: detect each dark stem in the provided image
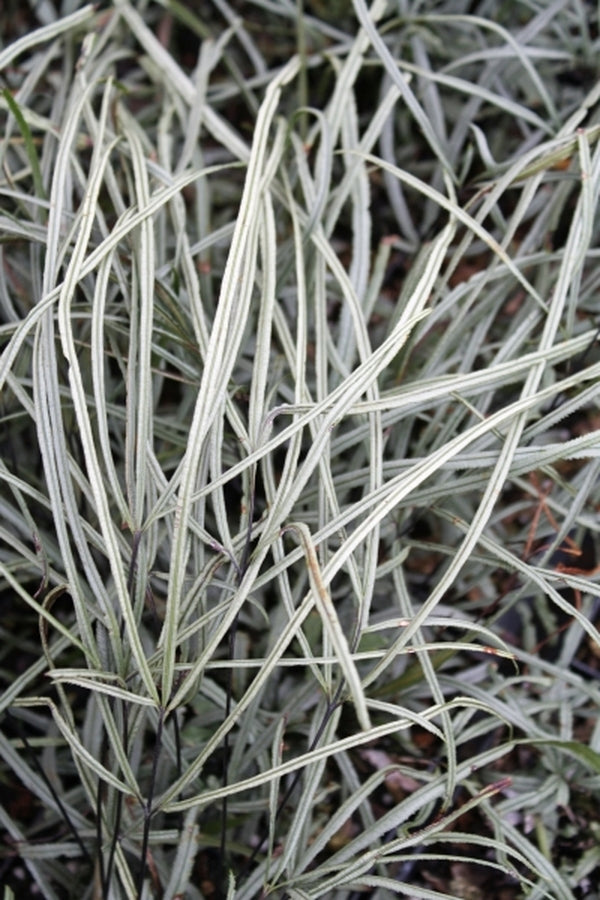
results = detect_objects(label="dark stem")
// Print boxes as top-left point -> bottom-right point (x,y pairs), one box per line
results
6,710 -> 92,864
136,707 -> 164,900
240,681 -> 345,879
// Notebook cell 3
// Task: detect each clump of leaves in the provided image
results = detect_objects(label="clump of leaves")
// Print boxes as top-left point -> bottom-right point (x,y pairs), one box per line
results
1,2 -> 600,899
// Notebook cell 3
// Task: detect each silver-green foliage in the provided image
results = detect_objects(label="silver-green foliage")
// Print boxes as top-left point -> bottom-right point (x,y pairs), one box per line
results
1,1 -> 600,897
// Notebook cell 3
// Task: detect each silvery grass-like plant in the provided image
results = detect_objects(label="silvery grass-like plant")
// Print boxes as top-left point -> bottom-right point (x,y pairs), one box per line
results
1,1 -> 600,898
